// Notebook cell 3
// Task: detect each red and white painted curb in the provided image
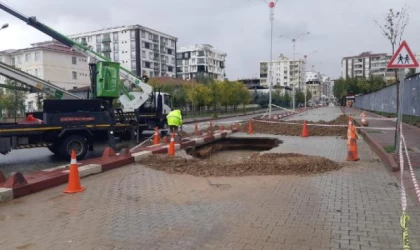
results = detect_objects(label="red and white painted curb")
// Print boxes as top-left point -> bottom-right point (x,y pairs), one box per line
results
0,129 -> 237,203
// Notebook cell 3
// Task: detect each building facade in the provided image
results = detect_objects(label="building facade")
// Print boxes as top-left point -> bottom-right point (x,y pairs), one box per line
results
259,54 -> 306,92
176,44 -> 226,81
0,41 -> 90,112
69,25 -> 178,78
341,52 -> 397,81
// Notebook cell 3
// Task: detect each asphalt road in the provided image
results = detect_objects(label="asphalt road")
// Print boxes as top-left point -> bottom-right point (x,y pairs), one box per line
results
0,109 -> 288,176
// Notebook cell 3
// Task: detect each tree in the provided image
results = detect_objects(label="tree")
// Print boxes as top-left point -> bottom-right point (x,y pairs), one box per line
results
306,89 -> 312,102
406,68 -> 417,78
284,92 -> 291,107
3,79 -> 27,119
294,89 -> 305,105
375,6 -> 410,148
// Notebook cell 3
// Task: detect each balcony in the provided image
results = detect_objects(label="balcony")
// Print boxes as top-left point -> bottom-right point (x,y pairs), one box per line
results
160,40 -> 168,46
153,47 -> 159,53
102,36 -> 111,43
152,37 -> 159,43
102,46 -> 111,52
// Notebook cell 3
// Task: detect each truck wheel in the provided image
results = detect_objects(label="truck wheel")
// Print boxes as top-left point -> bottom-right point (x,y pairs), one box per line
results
59,135 -> 88,160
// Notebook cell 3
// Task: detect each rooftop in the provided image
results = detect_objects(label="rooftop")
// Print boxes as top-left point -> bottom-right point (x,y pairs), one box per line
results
68,25 -> 177,41
177,44 -> 227,56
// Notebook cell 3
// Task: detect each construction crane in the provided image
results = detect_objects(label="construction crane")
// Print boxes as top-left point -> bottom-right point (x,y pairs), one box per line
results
0,1 -> 167,113
0,61 -> 81,99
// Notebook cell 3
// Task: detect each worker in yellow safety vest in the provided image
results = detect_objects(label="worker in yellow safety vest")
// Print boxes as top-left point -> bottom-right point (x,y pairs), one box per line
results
166,109 -> 183,135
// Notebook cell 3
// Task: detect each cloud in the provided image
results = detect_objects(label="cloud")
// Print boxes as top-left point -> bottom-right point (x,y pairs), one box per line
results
0,0 -> 418,80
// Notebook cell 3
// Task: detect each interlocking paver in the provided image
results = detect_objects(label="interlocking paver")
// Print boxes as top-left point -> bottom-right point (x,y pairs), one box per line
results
0,108 -> 419,250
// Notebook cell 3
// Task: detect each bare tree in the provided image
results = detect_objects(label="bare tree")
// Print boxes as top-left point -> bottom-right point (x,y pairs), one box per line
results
374,6 -> 409,149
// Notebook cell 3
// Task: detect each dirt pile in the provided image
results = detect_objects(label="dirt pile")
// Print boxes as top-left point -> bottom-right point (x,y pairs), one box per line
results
143,153 -> 342,177
238,115 -> 350,136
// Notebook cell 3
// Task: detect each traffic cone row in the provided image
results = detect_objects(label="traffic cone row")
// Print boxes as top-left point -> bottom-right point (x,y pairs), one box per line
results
64,149 -> 85,194
346,124 -> 359,161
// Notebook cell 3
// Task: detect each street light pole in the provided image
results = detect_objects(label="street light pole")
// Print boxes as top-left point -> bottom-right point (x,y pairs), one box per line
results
267,1 -> 278,119
279,32 -> 310,111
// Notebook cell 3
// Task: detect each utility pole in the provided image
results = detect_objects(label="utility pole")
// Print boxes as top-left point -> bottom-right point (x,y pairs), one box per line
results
267,1 -> 278,118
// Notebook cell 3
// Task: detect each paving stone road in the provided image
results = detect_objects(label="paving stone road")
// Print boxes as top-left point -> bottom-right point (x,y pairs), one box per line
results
0,107 -> 419,250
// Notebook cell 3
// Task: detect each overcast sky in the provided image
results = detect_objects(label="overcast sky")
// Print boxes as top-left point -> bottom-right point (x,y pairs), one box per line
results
0,0 -> 418,80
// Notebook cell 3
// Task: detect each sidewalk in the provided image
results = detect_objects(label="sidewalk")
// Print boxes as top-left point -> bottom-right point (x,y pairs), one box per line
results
342,106 -> 420,170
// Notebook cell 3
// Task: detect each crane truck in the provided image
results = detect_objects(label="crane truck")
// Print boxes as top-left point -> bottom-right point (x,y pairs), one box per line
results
0,2 -> 172,160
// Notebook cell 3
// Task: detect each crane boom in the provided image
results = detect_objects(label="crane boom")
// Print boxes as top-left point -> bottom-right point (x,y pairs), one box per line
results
0,2 -> 153,112
0,61 -> 80,99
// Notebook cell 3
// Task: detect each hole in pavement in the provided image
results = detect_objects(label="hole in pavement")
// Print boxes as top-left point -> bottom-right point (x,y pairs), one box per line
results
185,137 -> 282,164
144,137 -> 342,177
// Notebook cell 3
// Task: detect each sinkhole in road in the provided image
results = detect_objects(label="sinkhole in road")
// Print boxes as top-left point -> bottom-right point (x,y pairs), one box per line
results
185,137 -> 282,164
144,137 -> 342,177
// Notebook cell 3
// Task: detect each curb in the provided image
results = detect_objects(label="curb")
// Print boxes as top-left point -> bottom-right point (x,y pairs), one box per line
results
359,130 -> 399,172
0,128 -> 238,203
183,110 -> 268,124
340,106 -> 399,172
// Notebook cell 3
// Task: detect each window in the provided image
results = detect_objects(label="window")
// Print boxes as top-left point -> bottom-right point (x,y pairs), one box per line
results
176,53 -> 182,59
165,56 -> 169,63
184,52 -> 188,58
17,56 -> 22,64
72,56 -> 77,65
33,52 -> 40,61
113,32 -> 118,41
192,58 -> 196,64
88,36 -> 92,42
145,61 -> 151,68
171,58 -> 175,64
96,45 -> 101,53
25,53 -> 31,62
72,71 -> 77,80
142,50 -> 146,58
113,52 -> 119,61
170,40 -> 175,47
113,42 -> 119,51
131,51 -> 136,59
167,48 -> 172,55
198,58 -> 205,64
141,30 -> 145,38
197,51 -> 205,56
130,30 -> 136,40
184,67 -> 188,73
192,51 -> 196,56
168,66 -> 173,72
149,52 -> 153,59
131,60 -> 136,69
131,42 -> 136,50
177,59 -> 183,65
96,35 -> 101,43
148,33 -> 153,40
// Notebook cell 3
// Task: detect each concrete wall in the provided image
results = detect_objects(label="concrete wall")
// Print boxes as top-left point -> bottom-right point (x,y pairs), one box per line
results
354,74 -> 420,117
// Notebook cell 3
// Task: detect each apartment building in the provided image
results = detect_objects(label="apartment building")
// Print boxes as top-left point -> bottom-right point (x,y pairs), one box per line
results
176,44 -> 226,81
260,54 -> 306,92
341,52 -> 397,81
69,25 -> 177,78
0,41 -> 90,111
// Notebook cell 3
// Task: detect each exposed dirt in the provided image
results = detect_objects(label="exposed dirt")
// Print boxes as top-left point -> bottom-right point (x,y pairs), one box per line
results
143,152 -> 342,177
238,115 -> 351,137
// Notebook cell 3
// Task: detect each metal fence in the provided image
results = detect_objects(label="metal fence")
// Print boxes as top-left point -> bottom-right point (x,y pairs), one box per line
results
354,74 -> 420,117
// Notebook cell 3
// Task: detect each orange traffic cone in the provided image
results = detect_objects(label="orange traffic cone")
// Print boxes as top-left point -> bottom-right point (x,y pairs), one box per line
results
361,112 -> 369,127
346,126 -> 359,161
153,127 -> 160,145
168,133 -> 175,156
347,117 -> 352,145
64,149 -> 85,194
248,120 -> 254,134
301,120 -> 309,137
